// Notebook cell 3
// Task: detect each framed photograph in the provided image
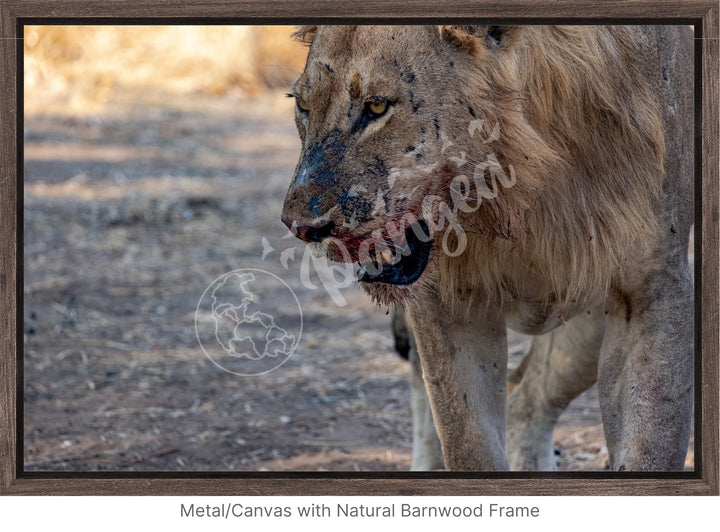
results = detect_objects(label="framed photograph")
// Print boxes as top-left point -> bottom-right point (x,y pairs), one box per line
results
1,0 -> 717,496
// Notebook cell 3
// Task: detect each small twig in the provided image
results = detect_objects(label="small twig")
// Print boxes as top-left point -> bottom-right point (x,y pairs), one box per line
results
132,447 -> 181,463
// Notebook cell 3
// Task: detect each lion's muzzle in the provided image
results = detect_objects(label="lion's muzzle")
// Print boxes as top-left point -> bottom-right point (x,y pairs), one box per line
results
280,215 -> 336,243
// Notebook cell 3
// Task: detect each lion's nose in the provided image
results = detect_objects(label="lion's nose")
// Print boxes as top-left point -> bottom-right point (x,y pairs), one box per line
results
281,216 -> 336,243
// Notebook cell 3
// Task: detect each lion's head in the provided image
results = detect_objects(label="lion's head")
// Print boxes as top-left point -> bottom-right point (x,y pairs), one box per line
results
281,25 -> 664,308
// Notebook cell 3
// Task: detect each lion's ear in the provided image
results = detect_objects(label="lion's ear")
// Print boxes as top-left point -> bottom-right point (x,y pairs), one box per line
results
439,25 -> 516,52
292,25 -> 317,46
438,25 -> 481,51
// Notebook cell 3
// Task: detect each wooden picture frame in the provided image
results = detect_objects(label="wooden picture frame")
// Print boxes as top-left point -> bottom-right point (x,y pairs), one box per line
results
1,0 -> 717,496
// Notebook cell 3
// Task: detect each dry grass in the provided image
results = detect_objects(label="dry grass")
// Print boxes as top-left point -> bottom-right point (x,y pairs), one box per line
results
24,25 -> 307,114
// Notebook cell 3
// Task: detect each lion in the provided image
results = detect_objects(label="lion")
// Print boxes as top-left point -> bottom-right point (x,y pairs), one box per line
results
281,25 -> 694,471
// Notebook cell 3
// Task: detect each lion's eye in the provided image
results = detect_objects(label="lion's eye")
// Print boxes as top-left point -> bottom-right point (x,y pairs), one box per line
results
365,100 -> 388,118
296,97 -> 309,113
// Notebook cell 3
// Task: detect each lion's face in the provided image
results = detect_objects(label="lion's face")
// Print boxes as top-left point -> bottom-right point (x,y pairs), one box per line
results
281,25 -> 498,303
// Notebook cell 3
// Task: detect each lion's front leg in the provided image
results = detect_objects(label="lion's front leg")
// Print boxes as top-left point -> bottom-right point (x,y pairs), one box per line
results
406,296 -> 509,471
598,264 -> 694,471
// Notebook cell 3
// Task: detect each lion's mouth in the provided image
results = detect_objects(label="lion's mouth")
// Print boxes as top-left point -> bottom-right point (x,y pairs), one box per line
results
357,219 -> 432,285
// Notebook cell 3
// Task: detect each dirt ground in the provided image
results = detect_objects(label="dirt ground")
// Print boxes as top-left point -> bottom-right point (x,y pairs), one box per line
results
22,92 -> 694,472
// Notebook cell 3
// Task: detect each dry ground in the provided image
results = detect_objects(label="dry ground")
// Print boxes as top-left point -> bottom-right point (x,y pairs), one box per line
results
23,92 -> 693,472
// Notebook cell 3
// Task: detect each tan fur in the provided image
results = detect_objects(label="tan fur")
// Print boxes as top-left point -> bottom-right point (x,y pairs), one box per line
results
282,25 -> 694,471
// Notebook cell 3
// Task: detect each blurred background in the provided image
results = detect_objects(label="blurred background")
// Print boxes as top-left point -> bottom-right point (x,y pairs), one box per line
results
24,26 -> 306,112
23,25 -> 677,472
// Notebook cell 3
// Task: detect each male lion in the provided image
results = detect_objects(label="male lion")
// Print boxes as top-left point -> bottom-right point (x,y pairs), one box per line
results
281,25 -> 693,471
